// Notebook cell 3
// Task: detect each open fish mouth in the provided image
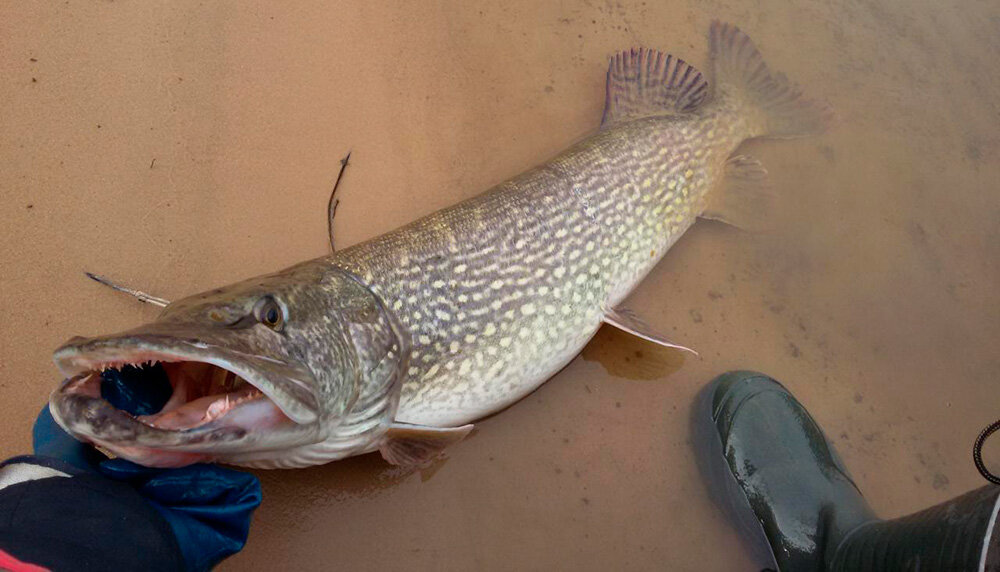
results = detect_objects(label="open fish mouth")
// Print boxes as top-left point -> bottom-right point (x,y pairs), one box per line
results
56,359 -> 277,432
49,330 -> 322,465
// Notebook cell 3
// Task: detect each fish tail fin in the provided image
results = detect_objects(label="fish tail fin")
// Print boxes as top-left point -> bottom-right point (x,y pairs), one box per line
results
709,21 -> 833,138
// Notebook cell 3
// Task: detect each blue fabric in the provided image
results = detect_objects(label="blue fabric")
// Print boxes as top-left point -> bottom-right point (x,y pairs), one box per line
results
31,404 -> 261,571
100,460 -> 261,572
100,363 -> 173,416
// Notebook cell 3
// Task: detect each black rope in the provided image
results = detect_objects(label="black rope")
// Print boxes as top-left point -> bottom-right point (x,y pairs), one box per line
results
973,418 -> 1000,485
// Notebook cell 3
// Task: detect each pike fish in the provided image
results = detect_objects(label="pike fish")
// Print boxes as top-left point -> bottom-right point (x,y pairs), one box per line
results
49,23 -> 831,468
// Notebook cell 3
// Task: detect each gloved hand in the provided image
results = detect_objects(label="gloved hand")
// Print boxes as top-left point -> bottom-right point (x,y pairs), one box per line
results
30,405 -> 261,571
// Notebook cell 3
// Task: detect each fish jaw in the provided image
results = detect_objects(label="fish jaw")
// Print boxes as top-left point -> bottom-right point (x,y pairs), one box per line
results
49,329 -> 324,467
48,261 -> 412,469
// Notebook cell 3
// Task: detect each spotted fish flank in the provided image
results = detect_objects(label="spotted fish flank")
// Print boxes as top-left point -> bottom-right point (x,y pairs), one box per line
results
333,22 -> 831,428
49,23 -> 831,469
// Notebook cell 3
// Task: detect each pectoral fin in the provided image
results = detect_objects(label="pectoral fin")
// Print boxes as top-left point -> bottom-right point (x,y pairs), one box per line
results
700,155 -> 775,231
379,422 -> 474,467
603,306 -> 698,355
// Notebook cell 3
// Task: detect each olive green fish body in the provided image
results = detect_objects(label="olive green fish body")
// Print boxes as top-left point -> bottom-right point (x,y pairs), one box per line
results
49,23 -> 830,468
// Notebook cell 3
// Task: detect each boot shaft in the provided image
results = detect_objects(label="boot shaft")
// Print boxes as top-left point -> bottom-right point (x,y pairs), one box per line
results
830,486 -> 1000,572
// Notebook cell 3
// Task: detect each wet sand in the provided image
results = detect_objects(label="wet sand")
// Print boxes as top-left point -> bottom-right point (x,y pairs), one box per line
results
2,1 -> 999,569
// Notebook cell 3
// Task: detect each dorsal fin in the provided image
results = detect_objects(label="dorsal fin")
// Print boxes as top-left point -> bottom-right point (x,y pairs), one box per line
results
601,48 -> 708,126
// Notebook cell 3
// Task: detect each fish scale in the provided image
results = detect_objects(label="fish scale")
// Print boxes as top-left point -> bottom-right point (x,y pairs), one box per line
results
331,113 -> 740,426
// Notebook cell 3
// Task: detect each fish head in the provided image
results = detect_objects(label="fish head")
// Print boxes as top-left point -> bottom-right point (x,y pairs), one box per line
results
50,262 -> 409,468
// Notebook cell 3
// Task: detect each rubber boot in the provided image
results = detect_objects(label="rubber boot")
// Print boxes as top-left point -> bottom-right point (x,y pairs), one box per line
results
693,371 -> 1000,571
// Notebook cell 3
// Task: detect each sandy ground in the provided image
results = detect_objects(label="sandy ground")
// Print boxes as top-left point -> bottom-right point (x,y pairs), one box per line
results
2,1 -> 999,569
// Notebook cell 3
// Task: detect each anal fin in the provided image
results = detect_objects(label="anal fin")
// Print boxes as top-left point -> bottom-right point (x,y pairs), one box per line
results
603,306 -> 697,355
379,422 -> 474,467
701,155 -> 775,231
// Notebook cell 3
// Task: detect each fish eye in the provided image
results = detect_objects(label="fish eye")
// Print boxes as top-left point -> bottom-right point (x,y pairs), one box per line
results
255,297 -> 285,330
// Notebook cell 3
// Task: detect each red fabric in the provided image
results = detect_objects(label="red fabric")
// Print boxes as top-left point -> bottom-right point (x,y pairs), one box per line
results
0,549 -> 49,572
